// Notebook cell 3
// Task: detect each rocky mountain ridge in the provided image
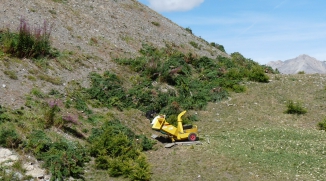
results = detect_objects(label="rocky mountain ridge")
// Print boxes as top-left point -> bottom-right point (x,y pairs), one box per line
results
267,54 -> 326,74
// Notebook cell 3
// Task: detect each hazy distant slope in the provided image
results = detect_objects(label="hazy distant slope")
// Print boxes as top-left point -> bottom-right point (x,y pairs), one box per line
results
268,54 -> 326,74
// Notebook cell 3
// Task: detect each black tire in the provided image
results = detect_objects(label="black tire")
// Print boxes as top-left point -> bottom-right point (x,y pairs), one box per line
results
188,133 -> 197,141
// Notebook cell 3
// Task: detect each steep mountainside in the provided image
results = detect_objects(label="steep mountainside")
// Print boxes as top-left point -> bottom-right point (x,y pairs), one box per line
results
268,54 -> 326,74
1,0 -> 228,58
0,0 -> 228,108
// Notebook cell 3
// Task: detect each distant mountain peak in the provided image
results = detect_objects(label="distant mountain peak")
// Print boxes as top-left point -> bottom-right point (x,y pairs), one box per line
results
267,55 -> 326,74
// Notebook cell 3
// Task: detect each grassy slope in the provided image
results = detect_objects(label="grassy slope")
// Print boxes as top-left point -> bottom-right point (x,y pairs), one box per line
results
147,73 -> 326,181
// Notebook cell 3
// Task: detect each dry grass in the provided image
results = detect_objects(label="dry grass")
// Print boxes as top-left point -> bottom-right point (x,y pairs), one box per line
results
146,73 -> 326,181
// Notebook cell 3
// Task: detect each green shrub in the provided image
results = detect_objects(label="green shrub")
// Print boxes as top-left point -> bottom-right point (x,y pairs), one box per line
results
284,100 -> 307,115
217,44 -> 226,53
151,21 -> 160,26
88,120 -> 152,179
128,155 -> 151,181
189,41 -> 199,49
0,125 -> 22,148
24,130 -> 89,180
137,135 -> 156,151
210,42 -> 226,53
0,105 -> 13,123
232,84 -> 247,93
317,118 -> 326,131
249,66 -> 270,83
95,156 -> 110,170
226,68 -> 243,80
42,140 -> 88,180
185,27 -> 192,34
87,71 -> 130,110
24,130 -> 51,155
107,157 -> 126,177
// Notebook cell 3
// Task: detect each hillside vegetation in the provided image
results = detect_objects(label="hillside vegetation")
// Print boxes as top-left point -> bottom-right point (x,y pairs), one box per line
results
1,0 -> 326,181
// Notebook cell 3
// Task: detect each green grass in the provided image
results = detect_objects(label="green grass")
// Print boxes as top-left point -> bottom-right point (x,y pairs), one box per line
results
216,127 -> 326,180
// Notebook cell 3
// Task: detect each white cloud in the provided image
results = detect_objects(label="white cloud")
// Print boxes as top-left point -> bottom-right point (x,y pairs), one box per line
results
147,0 -> 204,12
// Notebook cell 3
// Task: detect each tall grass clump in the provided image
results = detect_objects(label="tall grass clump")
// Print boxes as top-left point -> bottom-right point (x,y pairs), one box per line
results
1,17 -> 55,58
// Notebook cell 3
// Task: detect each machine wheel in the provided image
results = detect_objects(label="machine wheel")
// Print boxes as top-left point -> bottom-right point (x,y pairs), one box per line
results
188,133 -> 197,141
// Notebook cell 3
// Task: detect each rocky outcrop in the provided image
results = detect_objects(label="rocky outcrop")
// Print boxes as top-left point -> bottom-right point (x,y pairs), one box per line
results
0,147 -> 50,181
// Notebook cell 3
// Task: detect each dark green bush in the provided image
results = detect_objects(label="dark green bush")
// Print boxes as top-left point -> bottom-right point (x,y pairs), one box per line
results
217,44 -> 226,53
88,71 -> 130,110
284,100 -> 307,115
0,105 -> 13,123
42,141 -> 88,180
88,120 -> 152,179
95,156 -> 110,170
226,68 -> 243,80
249,66 -> 270,83
317,118 -> 326,131
137,135 -> 156,151
24,130 -> 89,180
128,155 -> 151,181
24,130 -> 51,155
185,27 -> 193,34
210,42 -> 226,53
0,125 -> 22,148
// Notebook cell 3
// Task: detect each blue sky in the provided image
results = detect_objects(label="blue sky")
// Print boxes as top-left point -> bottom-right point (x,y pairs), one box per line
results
137,0 -> 326,65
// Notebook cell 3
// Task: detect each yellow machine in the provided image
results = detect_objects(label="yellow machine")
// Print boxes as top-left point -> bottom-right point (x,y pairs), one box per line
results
151,111 -> 199,142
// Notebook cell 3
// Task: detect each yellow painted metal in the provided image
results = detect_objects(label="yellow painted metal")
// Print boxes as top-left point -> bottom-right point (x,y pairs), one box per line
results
151,110 -> 198,142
